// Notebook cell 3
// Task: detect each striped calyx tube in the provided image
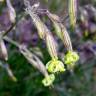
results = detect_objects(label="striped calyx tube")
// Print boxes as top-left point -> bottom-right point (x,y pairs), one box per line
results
47,11 -> 73,51
47,11 -> 79,70
25,3 -> 46,39
68,0 -> 77,30
45,32 -> 58,59
45,32 -> 65,73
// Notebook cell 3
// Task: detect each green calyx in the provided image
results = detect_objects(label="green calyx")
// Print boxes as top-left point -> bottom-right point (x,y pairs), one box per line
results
46,59 -> 65,73
42,74 -> 55,86
64,51 -> 79,65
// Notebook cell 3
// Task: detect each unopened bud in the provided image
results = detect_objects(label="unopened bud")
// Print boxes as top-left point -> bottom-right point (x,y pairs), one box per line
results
7,66 -> 17,82
0,40 -> 8,61
68,0 -> 77,29
2,64 -> 17,82
0,0 -> 4,2
6,0 -> 16,23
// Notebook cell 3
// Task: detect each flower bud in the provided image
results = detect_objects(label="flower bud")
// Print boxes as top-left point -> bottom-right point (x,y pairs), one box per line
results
0,40 -> 8,61
0,0 -> 4,2
0,63 -> 17,82
68,0 -> 77,29
46,59 -> 65,73
6,0 -> 16,23
42,74 -> 55,86
6,64 -> 17,82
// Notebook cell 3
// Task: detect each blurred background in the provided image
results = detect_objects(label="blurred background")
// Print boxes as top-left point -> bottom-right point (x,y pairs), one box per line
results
0,0 -> 96,96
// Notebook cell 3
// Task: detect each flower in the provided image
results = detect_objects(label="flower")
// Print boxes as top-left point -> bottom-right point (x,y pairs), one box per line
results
46,59 -> 65,73
42,74 -> 55,86
64,51 -> 79,65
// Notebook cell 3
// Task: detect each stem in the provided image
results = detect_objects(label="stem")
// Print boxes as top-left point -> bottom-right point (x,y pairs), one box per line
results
3,36 -> 20,48
2,23 -> 15,37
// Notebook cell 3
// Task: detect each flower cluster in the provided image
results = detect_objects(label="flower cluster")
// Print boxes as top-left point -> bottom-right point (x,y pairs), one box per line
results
25,2 -> 80,86
0,0 -> 79,87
